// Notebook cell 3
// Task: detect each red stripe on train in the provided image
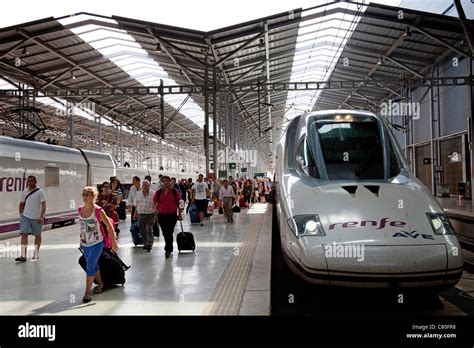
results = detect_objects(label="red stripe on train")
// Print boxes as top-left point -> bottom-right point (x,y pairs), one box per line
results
0,213 -> 78,233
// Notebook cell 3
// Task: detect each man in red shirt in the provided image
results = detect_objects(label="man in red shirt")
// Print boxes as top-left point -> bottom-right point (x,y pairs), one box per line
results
153,176 -> 183,258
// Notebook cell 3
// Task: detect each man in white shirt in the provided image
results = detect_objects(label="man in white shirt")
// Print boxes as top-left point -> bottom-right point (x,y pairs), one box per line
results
219,179 -> 236,223
128,176 -> 141,222
15,175 -> 47,262
252,176 -> 258,203
191,174 -> 210,226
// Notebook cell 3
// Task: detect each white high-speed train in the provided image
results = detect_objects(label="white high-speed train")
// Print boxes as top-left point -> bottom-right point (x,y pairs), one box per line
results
275,110 -> 464,289
0,135 -> 196,234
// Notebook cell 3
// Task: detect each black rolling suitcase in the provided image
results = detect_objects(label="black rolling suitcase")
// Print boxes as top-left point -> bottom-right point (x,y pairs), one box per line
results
117,201 -> 127,221
78,248 -> 130,286
176,220 -> 195,253
130,221 -> 143,246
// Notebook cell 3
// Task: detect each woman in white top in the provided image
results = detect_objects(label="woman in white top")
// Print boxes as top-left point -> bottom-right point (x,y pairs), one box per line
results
79,186 -> 118,303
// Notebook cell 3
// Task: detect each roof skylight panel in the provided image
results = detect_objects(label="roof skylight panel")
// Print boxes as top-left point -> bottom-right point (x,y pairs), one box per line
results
59,15 -> 208,131
284,2 -> 365,120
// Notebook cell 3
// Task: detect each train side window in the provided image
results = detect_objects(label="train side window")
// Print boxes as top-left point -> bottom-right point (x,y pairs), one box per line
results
296,138 -> 319,179
44,165 -> 59,187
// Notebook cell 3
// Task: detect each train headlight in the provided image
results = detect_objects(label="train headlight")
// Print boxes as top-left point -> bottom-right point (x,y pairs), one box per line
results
287,215 -> 326,237
426,213 -> 455,235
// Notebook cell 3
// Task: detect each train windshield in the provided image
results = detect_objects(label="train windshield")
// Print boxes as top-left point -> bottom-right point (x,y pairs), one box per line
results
314,116 -> 400,180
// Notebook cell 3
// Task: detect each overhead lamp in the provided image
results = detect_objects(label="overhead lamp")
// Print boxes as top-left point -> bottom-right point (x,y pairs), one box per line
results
71,71 -> 76,80
178,69 -> 183,76
377,56 -> 383,65
156,42 -> 162,52
404,27 -> 411,37
21,46 -> 29,55
258,38 -> 265,48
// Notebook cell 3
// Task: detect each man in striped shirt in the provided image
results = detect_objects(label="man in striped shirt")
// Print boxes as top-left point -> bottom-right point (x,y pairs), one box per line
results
133,180 -> 156,252
219,179 -> 236,223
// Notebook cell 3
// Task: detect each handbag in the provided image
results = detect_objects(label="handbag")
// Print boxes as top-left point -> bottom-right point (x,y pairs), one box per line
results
232,205 -> 241,213
218,206 -> 224,214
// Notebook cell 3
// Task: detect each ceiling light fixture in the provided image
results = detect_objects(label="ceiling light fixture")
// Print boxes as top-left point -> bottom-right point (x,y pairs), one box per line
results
377,56 -> 383,65
258,38 -> 265,48
156,42 -> 162,52
21,46 -> 29,55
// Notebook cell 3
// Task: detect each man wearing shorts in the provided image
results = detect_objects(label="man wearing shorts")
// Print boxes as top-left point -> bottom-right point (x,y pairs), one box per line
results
191,174 -> 210,226
15,175 -> 47,262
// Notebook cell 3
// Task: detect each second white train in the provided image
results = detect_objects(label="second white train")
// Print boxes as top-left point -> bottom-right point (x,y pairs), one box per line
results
0,135 -> 195,234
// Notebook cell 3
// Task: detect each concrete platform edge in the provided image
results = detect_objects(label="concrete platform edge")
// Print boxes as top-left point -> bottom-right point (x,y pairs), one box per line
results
238,204 -> 272,315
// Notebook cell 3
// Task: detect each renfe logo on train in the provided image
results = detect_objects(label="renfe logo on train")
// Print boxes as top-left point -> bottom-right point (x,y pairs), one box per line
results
0,172 -> 27,192
328,217 -> 406,230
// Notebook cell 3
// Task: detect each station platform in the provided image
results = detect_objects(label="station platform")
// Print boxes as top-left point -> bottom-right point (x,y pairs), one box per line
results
0,203 -> 272,316
437,197 -> 474,217
438,197 -> 474,243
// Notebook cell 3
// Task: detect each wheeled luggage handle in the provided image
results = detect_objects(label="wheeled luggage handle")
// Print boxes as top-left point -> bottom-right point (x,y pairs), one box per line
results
179,220 -> 184,233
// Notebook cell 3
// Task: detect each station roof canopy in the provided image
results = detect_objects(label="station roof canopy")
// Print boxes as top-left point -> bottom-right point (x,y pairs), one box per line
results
0,1 -> 472,161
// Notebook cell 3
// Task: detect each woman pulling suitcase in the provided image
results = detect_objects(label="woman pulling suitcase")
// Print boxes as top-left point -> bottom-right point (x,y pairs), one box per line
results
78,186 -> 118,303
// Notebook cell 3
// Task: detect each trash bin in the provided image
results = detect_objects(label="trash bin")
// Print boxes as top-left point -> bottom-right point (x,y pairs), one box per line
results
457,182 -> 465,199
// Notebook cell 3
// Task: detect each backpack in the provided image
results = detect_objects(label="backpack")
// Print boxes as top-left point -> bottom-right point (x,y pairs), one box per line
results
78,205 -> 113,248
156,188 -> 180,209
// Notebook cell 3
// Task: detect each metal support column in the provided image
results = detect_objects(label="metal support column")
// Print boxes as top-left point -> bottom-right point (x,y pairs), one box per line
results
67,103 -> 74,148
231,102 -> 235,150
225,94 -> 229,147
135,131 -> 140,168
98,115 -> 102,152
204,64 -> 210,177
119,125 -> 124,165
258,77 -> 261,137
469,57 -> 474,184
218,92 -> 223,142
429,75 -> 437,195
213,66 -> 218,175
160,79 -> 165,139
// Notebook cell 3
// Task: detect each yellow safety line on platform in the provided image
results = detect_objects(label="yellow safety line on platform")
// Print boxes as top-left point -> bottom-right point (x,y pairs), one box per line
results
202,204 -> 268,315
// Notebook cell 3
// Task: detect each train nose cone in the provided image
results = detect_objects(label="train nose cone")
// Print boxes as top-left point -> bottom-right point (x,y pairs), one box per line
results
294,183 -> 463,287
